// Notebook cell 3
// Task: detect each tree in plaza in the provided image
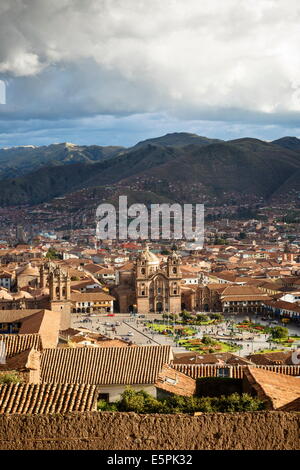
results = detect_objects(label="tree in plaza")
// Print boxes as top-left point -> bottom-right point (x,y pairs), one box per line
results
172,313 -> 179,322
270,326 -> 289,340
210,313 -> 224,322
180,310 -> 192,322
196,313 -> 208,323
202,335 -> 216,345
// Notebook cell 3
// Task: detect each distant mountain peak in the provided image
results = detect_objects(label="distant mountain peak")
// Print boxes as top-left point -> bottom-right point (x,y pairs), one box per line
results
51,142 -> 77,148
64,142 -> 77,147
272,136 -> 300,151
134,132 -> 222,149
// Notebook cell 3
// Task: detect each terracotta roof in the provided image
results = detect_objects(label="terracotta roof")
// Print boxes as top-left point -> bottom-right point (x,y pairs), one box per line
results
0,383 -> 98,414
206,283 -> 227,292
0,334 -> 42,358
173,364 -> 246,379
172,352 -> 253,365
0,310 -> 45,323
83,264 -> 104,274
279,397 -> 300,411
60,328 -> 82,337
155,364 -> 196,397
243,366 -> 300,410
222,285 -> 268,296
221,295 -> 271,301
247,351 -> 295,366
118,262 -> 134,272
71,292 -> 115,302
264,300 -> 300,313
19,310 -> 61,348
41,345 -> 172,385
0,349 -> 40,372
96,268 -> 115,275
172,364 -> 300,379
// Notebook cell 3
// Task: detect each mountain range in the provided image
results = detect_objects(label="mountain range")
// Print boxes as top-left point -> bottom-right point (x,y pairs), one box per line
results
1,132 -> 300,207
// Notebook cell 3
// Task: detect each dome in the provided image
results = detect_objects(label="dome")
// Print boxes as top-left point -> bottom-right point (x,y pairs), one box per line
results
140,246 -> 159,265
29,287 -> 49,298
18,263 -> 39,277
13,290 -> 33,299
0,289 -> 13,300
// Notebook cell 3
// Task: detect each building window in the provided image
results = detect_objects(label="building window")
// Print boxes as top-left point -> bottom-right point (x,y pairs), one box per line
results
217,368 -> 230,378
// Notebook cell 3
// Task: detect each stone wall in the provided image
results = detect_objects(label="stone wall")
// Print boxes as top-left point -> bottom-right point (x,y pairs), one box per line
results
0,411 -> 299,450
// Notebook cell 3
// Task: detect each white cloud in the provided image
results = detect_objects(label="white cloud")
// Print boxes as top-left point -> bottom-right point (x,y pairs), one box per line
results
0,80 -> 5,104
0,0 -> 300,124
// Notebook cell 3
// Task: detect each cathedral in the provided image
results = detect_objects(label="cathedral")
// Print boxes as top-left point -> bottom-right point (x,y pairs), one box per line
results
113,247 -> 182,314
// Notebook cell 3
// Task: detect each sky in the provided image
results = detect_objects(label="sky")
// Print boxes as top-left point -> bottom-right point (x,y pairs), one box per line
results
1,0 -> 300,148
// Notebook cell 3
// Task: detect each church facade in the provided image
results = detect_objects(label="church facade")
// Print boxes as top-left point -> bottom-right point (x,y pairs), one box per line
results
113,247 -> 182,314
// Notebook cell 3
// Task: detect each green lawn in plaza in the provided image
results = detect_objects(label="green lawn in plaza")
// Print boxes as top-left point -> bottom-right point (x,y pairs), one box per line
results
177,337 -> 241,354
270,335 -> 300,347
146,322 -> 197,337
255,348 -> 286,354
233,321 -> 270,334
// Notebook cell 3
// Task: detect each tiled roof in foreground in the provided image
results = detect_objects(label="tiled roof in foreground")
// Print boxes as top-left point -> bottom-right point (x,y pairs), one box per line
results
172,363 -> 300,379
0,383 -> 98,414
0,334 -> 42,358
279,397 -> 300,411
41,345 -> 172,385
243,366 -> 300,409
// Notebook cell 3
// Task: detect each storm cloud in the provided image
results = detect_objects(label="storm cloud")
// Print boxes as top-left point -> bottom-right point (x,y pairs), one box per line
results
1,0 -> 300,146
